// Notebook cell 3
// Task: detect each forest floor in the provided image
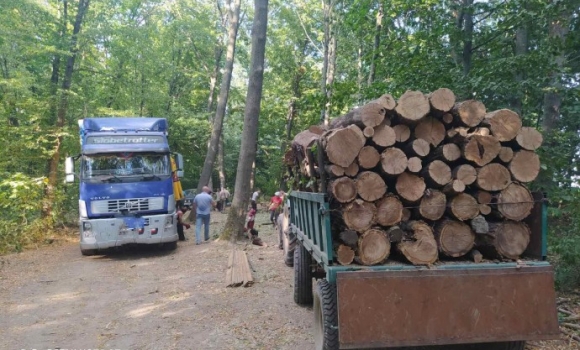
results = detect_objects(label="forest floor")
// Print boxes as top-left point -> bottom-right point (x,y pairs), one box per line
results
0,211 -> 579,350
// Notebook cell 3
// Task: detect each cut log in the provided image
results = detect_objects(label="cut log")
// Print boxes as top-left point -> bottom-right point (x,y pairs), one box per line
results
357,146 -> 381,169
476,163 -> 511,191
453,100 -> 486,127
422,160 -> 452,187
407,157 -> 422,173
432,143 -> 461,162
343,199 -> 376,232
371,124 -> 396,148
434,220 -> 475,257
356,171 -> 387,202
330,177 -> 357,203
308,125 -> 326,135
371,93 -> 397,111
442,112 -> 454,124
448,193 -> 479,221
402,208 -> 411,221
429,88 -> 456,113
482,109 -> 522,141
405,138 -> 431,157
479,204 -> 492,215
328,102 -> 386,129
395,90 -> 430,124
375,195 -> 404,226
471,249 -> 484,263
358,228 -> 391,265
418,189 -> 447,221
343,162 -> 360,177
471,215 -> 489,234
474,190 -> 493,204
363,126 -> 375,138
339,230 -> 359,248
477,221 -> 531,259
325,164 -> 344,177
446,126 -> 470,142
498,146 -> 514,163
442,179 -> 465,196
496,183 -> 534,221
414,117 -> 446,147
398,221 -> 438,265
515,127 -> 543,151
380,148 -> 408,175
293,129 -> 320,151
324,125 -> 366,167
463,135 -> 501,166
336,244 -> 355,265
393,124 -> 411,142
509,150 -> 540,183
396,172 -> 426,203
387,226 -> 404,243
452,164 -> 477,185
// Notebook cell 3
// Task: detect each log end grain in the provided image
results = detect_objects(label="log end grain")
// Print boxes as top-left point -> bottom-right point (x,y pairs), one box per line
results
336,244 -> 355,265
376,195 -> 404,226
415,116 -> 446,147
358,146 -> 381,169
325,125 -> 366,167
407,156 -> 422,173
476,163 -> 511,191
497,183 -> 534,221
453,164 -> 477,185
435,220 -> 475,257
463,135 -> 501,166
453,100 -> 486,127
356,171 -> 387,202
516,127 -> 543,151
449,193 -> 480,221
343,199 -> 377,232
372,124 -> 396,148
330,177 -> 357,203
381,147 -> 408,175
398,221 -> 438,265
419,189 -> 447,221
396,172 -> 426,202
358,229 -> 391,265
484,109 -> 522,141
395,90 -> 430,123
393,124 -> 411,143
509,150 -> 540,183
429,88 -> 456,112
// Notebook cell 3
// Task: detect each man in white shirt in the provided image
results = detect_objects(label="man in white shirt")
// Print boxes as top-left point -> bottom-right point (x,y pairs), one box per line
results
218,188 -> 230,213
251,189 -> 260,209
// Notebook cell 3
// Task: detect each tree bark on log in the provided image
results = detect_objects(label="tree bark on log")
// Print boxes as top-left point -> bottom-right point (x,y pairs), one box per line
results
330,176 -> 357,203
434,220 -> 475,257
418,189 -> 447,221
356,171 -> 387,202
358,228 -> 391,265
463,135 -> 501,166
396,172 -> 426,203
509,150 -> 540,183
336,244 -> 355,265
448,193 -> 479,221
344,162 -> 359,177
442,179 -> 465,196
380,148 -> 408,175
414,116 -> 446,147
515,127 -> 543,151
432,143 -> 461,162
387,226 -> 404,243
395,90 -> 430,124
477,221 -> 531,260
405,138 -> 431,157
476,163 -> 511,191
375,195 -> 403,226
398,221 -> 438,265
482,109 -> 522,141
453,100 -> 486,127
422,160 -> 452,187
371,124 -> 396,148
324,124 -> 366,167
339,230 -> 359,248
452,164 -> 477,185
358,146 -> 381,169
328,102 -> 386,129
343,199 -> 376,232
496,183 -> 534,221
429,88 -> 456,113
407,157 -> 422,173
393,124 -> 411,142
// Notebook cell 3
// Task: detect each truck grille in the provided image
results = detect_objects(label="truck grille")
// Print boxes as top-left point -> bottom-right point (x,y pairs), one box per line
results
91,197 -> 164,214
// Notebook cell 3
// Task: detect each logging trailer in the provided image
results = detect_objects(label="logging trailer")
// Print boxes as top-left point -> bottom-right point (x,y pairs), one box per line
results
282,191 -> 560,350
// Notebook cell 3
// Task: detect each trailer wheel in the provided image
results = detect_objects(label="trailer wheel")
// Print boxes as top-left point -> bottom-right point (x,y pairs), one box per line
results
483,341 -> 526,350
314,279 -> 339,350
283,229 -> 296,267
293,242 -> 313,306
80,248 -> 96,256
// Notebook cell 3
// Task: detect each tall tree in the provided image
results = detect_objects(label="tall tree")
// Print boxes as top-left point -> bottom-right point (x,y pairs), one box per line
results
223,0 -> 269,239
196,0 -> 241,192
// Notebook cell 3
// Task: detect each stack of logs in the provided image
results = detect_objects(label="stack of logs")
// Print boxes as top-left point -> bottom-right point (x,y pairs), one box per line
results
288,89 -> 543,266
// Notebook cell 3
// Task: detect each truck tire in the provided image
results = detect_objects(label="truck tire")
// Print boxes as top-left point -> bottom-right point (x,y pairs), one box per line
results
314,279 -> 339,350
164,241 -> 178,251
80,248 -> 96,256
293,242 -> 313,306
283,229 -> 296,267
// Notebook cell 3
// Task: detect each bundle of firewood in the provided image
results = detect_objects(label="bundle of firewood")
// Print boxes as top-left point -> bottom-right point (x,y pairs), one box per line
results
287,89 -> 543,266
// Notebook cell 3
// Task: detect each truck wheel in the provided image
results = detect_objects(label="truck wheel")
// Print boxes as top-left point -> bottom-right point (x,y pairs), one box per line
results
314,279 -> 339,350
164,241 -> 178,251
80,248 -> 96,256
293,242 -> 313,306
283,230 -> 296,267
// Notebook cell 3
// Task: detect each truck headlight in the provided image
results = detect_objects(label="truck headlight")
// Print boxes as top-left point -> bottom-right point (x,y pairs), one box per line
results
82,221 -> 94,237
79,200 -> 88,218
165,216 -> 173,228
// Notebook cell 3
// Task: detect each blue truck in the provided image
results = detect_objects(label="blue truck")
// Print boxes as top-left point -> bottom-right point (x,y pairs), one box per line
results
65,117 -> 184,256
282,191 -> 560,350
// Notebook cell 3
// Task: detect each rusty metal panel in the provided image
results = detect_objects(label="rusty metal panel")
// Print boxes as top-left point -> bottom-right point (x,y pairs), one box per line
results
337,267 -> 560,349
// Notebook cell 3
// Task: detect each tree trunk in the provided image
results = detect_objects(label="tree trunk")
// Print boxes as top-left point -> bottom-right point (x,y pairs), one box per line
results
428,88 -> 456,113
375,195 -> 403,226
395,90 -> 430,123
357,146 -> 380,169
358,228 -> 390,265
367,2 -> 383,86
515,127 -> 543,151
198,0 -> 241,192
477,221 -> 531,260
476,163 -> 511,191
482,109 -> 522,141
223,0 -> 267,240
418,189 -> 446,221
434,219 -> 475,257
398,221 -> 438,265
496,183 -> 534,221
343,199 -> 376,233
509,150 -> 540,183
323,124 -> 365,167
218,136 -> 226,191
453,100 -> 486,127
448,193 -> 479,221
356,171 -> 386,202
380,147 -> 408,176
330,176 -> 357,203
414,116 -> 446,147
395,172 -> 425,203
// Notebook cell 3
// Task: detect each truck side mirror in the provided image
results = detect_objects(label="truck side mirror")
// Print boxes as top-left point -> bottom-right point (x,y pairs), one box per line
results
65,157 -> 75,183
176,153 -> 184,178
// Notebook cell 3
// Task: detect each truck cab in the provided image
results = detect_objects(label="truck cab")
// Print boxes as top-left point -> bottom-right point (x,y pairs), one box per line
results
65,117 -> 183,255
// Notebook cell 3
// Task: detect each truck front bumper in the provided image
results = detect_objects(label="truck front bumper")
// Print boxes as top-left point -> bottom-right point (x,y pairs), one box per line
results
79,213 -> 178,250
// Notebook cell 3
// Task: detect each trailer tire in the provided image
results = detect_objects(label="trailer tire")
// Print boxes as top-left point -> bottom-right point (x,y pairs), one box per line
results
283,229 -> 296,267
293,242 -> 313,306
314,279 -> 339,350
80,248 -> 96,256
483,341 -> 526,350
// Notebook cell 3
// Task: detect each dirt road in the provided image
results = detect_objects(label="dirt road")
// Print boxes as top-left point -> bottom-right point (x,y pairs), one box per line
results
0,212 -> 577,350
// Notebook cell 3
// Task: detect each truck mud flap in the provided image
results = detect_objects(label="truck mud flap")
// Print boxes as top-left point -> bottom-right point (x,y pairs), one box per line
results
336,266 -> 559,349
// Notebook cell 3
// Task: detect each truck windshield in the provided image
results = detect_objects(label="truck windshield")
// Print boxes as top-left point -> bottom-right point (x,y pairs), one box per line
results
81,153 -> 171,183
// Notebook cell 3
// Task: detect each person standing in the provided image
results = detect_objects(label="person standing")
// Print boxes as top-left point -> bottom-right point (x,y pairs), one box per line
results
176,204 -> 191,241
192,186 -> 216,244
218,187 -> 230,213
251,189 -> 260,210
268,191 -> 283,224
